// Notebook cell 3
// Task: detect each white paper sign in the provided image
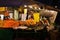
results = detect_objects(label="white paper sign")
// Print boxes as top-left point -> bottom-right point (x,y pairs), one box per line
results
21,14 -> 27,21
9,13 -> 13,19
0,14 -> 4,20
24,9 -> 27,14
14,10 -> 18,20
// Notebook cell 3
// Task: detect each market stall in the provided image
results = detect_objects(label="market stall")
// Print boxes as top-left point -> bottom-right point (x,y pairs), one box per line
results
0,7 -> 57,30
0,0 -> 58,40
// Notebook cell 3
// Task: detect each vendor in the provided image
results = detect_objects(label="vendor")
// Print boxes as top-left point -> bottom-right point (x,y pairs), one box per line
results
28,10 -> 34,19
40,9 -> 57,24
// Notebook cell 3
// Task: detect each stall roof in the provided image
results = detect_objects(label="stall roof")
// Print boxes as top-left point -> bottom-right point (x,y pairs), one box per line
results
0,0 -> 60,12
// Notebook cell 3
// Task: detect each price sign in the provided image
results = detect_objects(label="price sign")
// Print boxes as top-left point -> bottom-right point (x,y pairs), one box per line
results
0,7 -> 5,11
33,13 -> 40,22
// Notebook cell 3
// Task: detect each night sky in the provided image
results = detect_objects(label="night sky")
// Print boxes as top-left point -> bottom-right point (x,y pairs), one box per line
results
35,0 -> 60,9
0,0 -> 60,8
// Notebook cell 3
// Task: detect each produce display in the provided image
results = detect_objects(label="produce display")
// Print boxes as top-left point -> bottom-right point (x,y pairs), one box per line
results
0,7 -> 58,31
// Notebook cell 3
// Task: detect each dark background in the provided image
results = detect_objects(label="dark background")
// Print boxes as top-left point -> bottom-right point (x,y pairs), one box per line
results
0,0 -> 60,8
35,0 -> 60,9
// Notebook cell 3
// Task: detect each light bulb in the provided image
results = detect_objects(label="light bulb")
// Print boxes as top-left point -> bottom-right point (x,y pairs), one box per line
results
24,5 -> 27,7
